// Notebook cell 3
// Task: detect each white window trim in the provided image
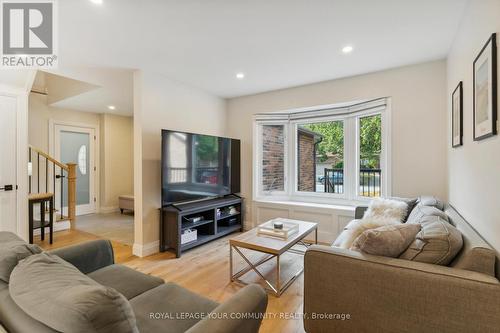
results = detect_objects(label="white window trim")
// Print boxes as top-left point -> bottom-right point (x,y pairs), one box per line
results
253,120 -> 289,200
253,98 -> 392,206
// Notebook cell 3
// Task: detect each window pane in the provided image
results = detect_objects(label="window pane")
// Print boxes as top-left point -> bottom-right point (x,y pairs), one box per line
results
359,114 -> 382,197
297,121 -> 344,194
262,125 -> 285,191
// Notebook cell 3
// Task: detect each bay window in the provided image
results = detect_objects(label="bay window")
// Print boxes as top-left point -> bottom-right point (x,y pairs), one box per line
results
254,98 -> 391,205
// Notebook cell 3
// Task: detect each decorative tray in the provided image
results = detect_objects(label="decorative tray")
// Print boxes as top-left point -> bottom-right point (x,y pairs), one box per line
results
257,218 -> 299,240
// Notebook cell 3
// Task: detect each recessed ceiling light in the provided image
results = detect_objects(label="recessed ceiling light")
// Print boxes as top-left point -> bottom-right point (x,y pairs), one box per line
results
236,72 -> 245,80
107,105 -> 116,110
90,0 -> 103,4
342,45 -> 354,54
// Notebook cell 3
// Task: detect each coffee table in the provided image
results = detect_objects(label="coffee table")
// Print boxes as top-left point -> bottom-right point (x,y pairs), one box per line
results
229,219 -> 318,297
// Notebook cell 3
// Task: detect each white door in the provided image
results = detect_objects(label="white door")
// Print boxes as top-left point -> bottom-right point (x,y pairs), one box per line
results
54,125 -> 96,216
0,95 -> 18,232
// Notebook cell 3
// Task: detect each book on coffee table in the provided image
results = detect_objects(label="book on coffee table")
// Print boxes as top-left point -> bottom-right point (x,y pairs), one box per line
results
257,218 -> 299,240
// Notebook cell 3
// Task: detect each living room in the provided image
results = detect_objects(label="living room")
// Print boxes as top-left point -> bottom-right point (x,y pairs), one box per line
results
1,0 -> 500,332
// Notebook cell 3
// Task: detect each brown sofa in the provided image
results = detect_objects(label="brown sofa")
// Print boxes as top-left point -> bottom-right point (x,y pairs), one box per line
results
303,198 -> 500,332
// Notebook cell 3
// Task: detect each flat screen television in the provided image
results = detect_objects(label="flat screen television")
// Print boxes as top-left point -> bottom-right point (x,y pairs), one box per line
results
161,130 -> 240,205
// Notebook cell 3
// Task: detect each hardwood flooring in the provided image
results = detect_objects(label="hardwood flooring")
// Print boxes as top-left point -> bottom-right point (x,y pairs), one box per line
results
35,229 -> 307,333
74,212 -> 134,245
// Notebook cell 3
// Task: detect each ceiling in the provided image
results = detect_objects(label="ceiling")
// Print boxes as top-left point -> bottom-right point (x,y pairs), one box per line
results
49,68 -> 133,115
56,0 -> 467,98
31,68 -> 134,116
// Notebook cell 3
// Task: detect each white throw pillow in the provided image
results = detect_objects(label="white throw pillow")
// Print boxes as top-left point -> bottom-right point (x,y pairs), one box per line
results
332,217 -> 401,249
363,198 -> 408,222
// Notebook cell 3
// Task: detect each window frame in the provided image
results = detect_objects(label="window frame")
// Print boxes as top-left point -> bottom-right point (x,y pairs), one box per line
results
253,121 -> 289,200
253,98 -> 392,206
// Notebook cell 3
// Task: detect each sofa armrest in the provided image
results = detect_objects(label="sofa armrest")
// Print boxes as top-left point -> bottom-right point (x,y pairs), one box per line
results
186,284 -> 268,333
48,240 -> 114,274
304,245 -> 500,333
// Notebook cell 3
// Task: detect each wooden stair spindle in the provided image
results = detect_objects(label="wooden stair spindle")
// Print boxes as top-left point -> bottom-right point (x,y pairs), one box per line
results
67,163 -> 77,227
28,145 -> 77,231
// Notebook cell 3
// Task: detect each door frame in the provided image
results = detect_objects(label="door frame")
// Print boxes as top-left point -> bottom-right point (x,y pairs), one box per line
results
0,84 -> 32,241
49,120 -> 100,215
0,93 -> 19,233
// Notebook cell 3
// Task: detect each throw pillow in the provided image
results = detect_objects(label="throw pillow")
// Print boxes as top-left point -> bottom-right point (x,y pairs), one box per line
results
407,205 -> 449,224
9,253 -> 138,333
417,196 -> 445,210
332,218 -> 401,249
363,198 -> 409,223
0,240 -> 42,283
399,216 -> 463,265
350,223 -> 421,257
391,197 -> 418,222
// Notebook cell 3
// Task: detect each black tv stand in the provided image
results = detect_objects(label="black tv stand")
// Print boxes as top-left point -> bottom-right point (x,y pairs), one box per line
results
160,195 -> 243,257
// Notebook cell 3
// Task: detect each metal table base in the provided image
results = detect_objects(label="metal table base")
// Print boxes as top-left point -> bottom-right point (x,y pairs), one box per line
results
229,230 -> 317,297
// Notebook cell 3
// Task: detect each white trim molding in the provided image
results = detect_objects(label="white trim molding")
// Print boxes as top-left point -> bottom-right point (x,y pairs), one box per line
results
49,120 -> 100,215
253,97 -> 392,206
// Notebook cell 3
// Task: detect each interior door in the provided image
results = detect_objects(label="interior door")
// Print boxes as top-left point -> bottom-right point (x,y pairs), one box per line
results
54,125 -> 96,216
0,95 -> 18,232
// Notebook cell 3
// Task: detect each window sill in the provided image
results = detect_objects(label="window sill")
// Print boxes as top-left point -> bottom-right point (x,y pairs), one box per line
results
253,198 -> 357,213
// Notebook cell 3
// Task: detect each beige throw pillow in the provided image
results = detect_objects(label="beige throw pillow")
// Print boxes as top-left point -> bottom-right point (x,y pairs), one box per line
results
350,224 -> 421,257
333,218 -> 401,249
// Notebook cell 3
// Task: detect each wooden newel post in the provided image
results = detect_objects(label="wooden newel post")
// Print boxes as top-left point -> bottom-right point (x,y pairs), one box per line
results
66,163 -> 77,228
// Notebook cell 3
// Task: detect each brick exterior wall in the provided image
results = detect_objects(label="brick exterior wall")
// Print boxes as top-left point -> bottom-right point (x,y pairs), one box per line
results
262,125 -> 284,191
298,131 -> 315,191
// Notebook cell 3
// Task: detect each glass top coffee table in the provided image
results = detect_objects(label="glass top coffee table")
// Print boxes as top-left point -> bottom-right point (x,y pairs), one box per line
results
229,219 -> 318,297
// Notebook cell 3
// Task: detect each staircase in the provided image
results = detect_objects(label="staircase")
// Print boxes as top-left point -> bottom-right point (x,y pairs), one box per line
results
28,145 -> 77,227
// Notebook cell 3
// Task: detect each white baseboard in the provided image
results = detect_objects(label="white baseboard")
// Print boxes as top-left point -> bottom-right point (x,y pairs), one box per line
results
99,206 -> 120,214
33,220 -> 71,235
133,240 -> 160,257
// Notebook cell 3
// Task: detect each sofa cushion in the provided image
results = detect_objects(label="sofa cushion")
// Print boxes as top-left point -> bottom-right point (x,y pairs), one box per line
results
400,216 -> 463,265
350,223 -> 421,257
0,231 -> 24,243
333,218 -> 401,249
131,283 -> 218,333
9,253 -> 138,333
88,264 -> 164,299
0,282 -> 57,333
0,240 -> 42,283
417,196 -> 445,210
407,205 -> 449,224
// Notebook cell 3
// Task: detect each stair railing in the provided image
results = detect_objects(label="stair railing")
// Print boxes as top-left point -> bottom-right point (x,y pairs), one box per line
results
28,145 -> 76,225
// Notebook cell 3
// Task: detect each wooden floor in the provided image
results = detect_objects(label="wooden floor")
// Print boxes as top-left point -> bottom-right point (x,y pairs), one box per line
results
35,229 -> 306,333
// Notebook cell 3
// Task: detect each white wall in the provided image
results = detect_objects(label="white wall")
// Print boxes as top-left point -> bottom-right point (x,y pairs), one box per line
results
29,93 -> 133,214
133,71 -> 226,255
100,114 -> 134,212
447,0 -> 500,250
227,60 -> 448,233
29,93 -> 101,153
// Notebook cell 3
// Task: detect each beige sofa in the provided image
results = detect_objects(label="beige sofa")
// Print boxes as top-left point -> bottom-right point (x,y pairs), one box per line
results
303,199 -> 500,333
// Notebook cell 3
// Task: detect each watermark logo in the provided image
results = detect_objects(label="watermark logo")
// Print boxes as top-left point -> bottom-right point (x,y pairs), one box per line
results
1,0 -> 58,68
